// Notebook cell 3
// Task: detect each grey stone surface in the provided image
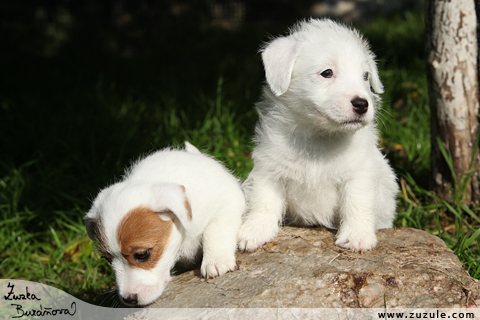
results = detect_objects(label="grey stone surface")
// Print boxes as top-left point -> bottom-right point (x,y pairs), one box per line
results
149,226 -> 480,308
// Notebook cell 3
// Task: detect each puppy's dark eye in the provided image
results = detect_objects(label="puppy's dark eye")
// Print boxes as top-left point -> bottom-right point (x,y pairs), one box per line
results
134,250 -> 150,262
320,69 -> 334,78
363,72 -> 369,81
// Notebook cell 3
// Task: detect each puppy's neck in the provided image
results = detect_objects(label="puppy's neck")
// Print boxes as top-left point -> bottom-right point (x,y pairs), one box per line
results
293,128 -> 355,155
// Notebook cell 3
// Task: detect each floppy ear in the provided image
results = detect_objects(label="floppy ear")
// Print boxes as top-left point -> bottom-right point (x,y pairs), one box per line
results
261,36 -> 300,96
84,215 -> 97,241
84,185 -> 114,241
150,184 -> 193,232
83,212 -> 107,245
367,53 -> 384,94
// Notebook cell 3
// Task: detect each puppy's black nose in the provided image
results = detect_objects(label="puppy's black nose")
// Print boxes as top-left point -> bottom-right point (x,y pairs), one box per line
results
123,293 -> 138,305
351,98 -> 368,115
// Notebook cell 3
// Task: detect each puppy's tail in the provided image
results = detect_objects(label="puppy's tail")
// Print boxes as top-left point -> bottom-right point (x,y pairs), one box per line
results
184,141 -> 202,154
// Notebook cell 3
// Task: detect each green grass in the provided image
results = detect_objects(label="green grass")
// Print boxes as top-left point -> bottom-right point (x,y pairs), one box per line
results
1,9 -> 479,306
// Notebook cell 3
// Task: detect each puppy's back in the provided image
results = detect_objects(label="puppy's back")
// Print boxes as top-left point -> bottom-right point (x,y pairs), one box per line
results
125,147 -> 243,217
127,148 -> 234,183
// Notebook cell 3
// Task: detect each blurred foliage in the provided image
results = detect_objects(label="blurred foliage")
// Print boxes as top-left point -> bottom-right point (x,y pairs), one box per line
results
0,1 -> 432,236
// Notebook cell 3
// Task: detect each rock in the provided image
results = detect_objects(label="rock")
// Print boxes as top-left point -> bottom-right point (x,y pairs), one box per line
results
149,226 -> 480,308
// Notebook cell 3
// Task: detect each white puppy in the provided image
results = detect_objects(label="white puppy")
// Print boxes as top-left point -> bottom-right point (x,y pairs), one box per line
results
85,142 -> 245,306
238,19 -> 398,253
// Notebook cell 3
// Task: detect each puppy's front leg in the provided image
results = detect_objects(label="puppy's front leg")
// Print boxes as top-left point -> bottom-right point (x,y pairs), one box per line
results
200,215 -> 240,279
335,175 -> 377,252
238,172 -> 286,252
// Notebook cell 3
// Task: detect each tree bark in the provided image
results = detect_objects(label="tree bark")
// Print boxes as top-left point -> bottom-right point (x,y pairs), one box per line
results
426,0 -> 480,204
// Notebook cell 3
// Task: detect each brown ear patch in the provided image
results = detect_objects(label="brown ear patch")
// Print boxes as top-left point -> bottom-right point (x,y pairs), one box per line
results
179,185 -> 192,221
117,206 -> 173,270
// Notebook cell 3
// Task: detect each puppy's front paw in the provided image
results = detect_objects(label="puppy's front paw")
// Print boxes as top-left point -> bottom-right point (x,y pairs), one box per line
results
237,221 -> 279,252
335,228 -> 377,253
200,256 -> 236,279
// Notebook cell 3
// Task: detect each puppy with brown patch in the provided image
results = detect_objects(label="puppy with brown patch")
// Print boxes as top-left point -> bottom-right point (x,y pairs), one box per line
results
84,142 -> 245,306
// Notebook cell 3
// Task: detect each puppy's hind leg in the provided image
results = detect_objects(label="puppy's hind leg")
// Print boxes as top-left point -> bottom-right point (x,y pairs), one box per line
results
374,164 -> 399,230
238,172 -> 286,252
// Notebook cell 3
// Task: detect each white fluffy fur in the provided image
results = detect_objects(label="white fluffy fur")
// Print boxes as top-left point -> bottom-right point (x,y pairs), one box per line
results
238,19 -> 398,253
85,142 -> 245,306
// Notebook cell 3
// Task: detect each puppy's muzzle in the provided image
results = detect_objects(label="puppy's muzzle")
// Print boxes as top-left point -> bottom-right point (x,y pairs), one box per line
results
351,97 -> 368,115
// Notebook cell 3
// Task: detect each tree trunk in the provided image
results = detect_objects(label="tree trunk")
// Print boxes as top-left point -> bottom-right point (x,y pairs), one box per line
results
425,0 -> 480,204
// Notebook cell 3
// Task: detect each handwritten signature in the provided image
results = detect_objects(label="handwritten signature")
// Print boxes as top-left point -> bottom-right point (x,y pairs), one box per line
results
4,282 -> 41,301
4,282 -> 77,318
